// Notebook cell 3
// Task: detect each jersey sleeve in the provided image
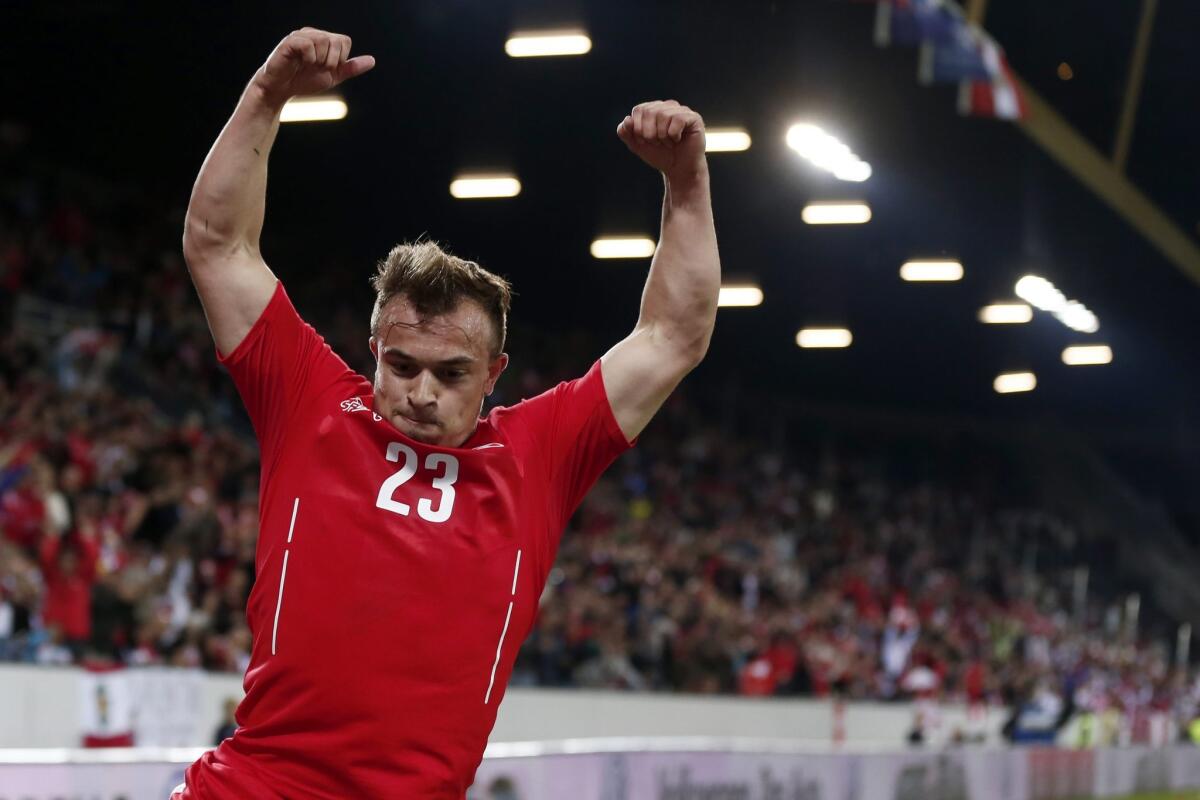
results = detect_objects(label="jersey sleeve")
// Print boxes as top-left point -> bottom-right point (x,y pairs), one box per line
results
503,359 -> 637,533
217,281 -> 357,475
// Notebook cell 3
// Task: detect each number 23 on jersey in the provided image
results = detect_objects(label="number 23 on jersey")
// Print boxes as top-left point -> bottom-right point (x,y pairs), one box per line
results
375,442 -> 459,523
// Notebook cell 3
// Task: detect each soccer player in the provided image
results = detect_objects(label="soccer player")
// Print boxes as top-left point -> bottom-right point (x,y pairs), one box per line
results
176,27 -> 719,798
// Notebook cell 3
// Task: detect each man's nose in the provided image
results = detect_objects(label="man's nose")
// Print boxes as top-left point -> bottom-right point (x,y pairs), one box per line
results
407,370 -> 437,407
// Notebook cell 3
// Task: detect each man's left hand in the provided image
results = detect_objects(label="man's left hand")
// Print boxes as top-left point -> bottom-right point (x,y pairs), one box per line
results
617,100 -> 707,185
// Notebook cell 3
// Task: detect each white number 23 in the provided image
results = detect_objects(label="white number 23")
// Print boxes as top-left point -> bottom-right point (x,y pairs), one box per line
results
375,442 -> 459,523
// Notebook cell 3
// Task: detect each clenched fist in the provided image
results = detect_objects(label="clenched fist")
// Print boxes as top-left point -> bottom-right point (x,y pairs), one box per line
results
617,101 -> 707,183
252,27 -> 376,108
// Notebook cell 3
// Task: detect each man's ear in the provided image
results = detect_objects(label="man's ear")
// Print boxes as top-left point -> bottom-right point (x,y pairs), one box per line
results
369,336 -> 379,361
485,353 -> 509,396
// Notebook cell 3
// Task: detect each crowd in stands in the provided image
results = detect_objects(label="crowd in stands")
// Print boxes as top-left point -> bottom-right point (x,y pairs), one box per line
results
2,128 -> 1197,743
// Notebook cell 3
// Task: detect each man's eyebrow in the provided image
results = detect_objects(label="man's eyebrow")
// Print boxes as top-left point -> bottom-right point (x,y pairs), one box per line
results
381,347 -> 475,367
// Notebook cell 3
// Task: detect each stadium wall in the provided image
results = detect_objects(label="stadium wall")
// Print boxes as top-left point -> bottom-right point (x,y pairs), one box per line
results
0,664 -> 1004,748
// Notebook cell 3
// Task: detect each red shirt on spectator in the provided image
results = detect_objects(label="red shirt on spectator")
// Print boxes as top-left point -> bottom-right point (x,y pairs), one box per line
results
2,483 -> 45,549
964,659 -> 987,702
39,533 -> 99,642
766,636 -> 799,687
739,655 -> 777,696
66,431 -> 96,484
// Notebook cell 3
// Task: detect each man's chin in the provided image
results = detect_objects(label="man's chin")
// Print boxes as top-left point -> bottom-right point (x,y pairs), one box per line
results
395,414 -> 441,443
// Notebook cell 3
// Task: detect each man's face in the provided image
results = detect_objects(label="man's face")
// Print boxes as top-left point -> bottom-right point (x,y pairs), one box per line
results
369,294 -> 508,448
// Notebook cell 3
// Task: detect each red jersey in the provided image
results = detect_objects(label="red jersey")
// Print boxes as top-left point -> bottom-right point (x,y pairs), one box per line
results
182,283 -> 634,798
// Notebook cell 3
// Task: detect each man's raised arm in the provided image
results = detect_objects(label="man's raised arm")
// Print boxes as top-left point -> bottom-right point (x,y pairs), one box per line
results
181,28 -> 374,356
600,100 -> 721,442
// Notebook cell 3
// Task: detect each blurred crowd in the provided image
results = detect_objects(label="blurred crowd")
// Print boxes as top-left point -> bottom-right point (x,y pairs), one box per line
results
2,130 -> 1197,743
513,403 -> 1194,741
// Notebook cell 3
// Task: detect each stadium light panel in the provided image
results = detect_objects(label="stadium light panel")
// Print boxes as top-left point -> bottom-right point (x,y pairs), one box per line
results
505,30 -> 592,58
704,128 -> 752,153
591,237 -> 656,259
1015,275 -> 1067,312
718,285 -> 764,307
1014,275 -> 1100,332
1062,345 -> 1113,365
796,327 -> 853,348
832,160 -> 872,182
802,202 -> 871,225
280,96 -> 347,123
1057,301 -> 1099,333
994,372 -> 1037,394
786,123 -> 871,182
449,174 -> 522,199
900,260 -> 963,282
978,303 -> 1033,324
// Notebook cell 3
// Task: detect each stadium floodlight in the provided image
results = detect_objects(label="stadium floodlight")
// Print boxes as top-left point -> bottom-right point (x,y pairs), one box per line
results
978,303 -> 1033,324
590,236 -> 656,259
505,29 -> 592,58
786,123 -> 872,182
280,96 -> 348,123
1057,301 -> 1099,333
994,371 -> 1037,394
449,174 -> 522,199
704,128 -> 752,153
832,160 -> 872,182
1062,345 -> 1113,365
802,202 -> 872,225
1014,275 -> 1100,332
718,284 -> 764,307
900,260 -> 963,282
1014,275 -> 1067,312
796,327 -> 853,348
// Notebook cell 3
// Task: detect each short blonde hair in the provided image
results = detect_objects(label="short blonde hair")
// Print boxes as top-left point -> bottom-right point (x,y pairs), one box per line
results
370,240 -> 512,357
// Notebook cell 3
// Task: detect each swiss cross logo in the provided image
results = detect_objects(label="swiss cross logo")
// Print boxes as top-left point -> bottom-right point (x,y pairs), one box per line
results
341,397 -> 383,422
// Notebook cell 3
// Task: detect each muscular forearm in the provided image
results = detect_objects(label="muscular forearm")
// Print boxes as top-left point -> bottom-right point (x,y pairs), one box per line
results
183,80 -> 282,258
636,170 -> 720,360
180,30 -> 370,355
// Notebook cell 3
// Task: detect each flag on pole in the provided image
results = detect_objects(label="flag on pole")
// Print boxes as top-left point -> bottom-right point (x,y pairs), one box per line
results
870,0 -> 1027,121
874,0 -> 959,47
917,23 -> 992,84
958,46 -> 1028,119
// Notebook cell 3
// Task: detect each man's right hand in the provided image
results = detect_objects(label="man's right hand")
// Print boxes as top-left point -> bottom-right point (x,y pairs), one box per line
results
251,28 -> 376,109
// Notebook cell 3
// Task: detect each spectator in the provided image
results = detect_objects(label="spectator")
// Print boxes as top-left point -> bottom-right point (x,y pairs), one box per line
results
39,526 -> 98,656
213,697 -> 238,745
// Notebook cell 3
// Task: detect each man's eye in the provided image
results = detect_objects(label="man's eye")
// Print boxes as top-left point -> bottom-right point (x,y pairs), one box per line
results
443,370 -> 466,380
